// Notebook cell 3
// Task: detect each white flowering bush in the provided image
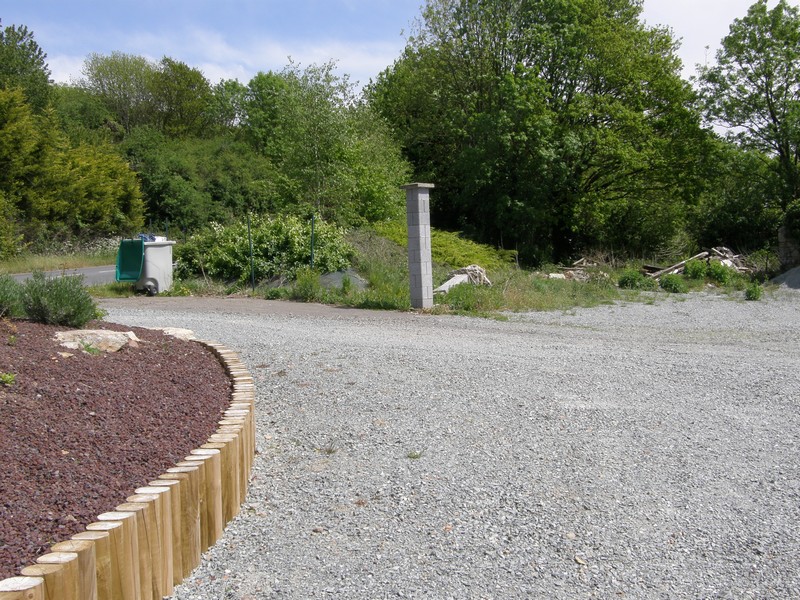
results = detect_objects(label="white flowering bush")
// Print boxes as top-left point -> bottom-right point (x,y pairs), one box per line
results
175,215 -> 352,283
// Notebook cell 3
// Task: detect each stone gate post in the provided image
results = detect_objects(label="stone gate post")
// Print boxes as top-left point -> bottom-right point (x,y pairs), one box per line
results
402,183 -> 435,309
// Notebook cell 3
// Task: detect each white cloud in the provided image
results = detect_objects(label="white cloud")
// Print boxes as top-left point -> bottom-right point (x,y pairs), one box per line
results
48,55 -> 86,84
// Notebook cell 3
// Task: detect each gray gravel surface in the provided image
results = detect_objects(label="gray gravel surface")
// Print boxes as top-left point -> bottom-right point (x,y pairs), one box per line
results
101,292 -> 800,599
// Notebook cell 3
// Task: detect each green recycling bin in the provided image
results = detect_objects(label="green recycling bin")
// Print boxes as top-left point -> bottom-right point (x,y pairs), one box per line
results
116,238 -> 176,295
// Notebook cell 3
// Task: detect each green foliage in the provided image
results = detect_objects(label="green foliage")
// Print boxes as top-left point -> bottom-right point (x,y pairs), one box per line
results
0,372 -> 15,386
683,259 -> 708,280
438,269 -> 624,314
0,20 -> 51,112
744,248 -> 781,281
371,0 -> 708,263
21,272 -> 104,327
706,261 -> 737,286
346,229 -> 411,310
659,274 -> 688,294
617,269 -> 657,290
0,274 -> 23,318
690,143 -> 784,251
373,221 -> 516,273
698,0 -> 800,211
745,282 -> 763,301
121,128 -> 279,229
175,214 -> 351,283
289,267 -> 324,302
0,87 -> 144,248
244,63 -> 409,226
79,52 -> 157,133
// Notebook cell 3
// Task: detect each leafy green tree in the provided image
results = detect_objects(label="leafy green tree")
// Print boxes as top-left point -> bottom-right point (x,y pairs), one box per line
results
698,0 -> 800,211
121,127 -> 281,230
0,87 -> 144,247
0,20 -> 51,112
208,78 -> 248,132
52,84 -> 118,144
690,141 -> 783,251
150,57 -> 212,137
79,52 -> 157,133
371,0 -> 709,263
244,62 -> 408,225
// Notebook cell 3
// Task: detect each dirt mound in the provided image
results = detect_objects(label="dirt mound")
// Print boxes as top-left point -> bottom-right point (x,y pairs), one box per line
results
771,266 -> 800,289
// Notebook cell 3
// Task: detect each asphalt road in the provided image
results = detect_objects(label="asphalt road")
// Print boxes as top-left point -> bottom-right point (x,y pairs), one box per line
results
10,265 -> 117,286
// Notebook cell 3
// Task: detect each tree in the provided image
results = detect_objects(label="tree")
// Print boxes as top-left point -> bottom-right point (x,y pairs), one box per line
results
79,52 -> 157,133
244,62 -> 408,225
150,57 -> 212,137
0,87 -> 144,248
698,0 -> 800,211
0,20 -> 51,112
370,0 -> 710,263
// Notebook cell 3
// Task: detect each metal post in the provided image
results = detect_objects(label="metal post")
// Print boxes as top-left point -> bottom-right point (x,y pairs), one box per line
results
310,214 -> 316,270
401,183 -> 435,309
247,213 -> 255,292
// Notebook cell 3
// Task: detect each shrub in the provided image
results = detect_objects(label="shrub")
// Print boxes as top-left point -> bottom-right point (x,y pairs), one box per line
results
706,261 -> 737,286
175,215 -> 352,283
683,259 -> 708,280
659,274 -> 688,293
290,267 -> 324,302
0,275 -> 23,318
373,221 -> 517,273
617,269 -> 657,290
745,282 -> 763,301
21,272 -> 103,327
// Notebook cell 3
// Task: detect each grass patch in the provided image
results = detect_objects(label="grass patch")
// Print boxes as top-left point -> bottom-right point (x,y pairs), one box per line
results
0,250 -> 116,274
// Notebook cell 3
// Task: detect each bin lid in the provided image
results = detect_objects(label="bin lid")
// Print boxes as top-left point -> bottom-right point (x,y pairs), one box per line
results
116,239 -> 144,282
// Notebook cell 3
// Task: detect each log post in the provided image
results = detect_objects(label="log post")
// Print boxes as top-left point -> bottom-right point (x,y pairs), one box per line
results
34,553 -> 79,600
204,434 -> 240,521
134,486 -> 173,595
86,519 -> 136,600
149,479 -> 182,585
49,540 -> 96,600
0,576 -> 45,600
71,531 -> 112,600
95,512 -> 141,600
18,564 -> 64,600
115,503 -> 155,600
175,459 -> 209,553
161,466 -> 202,579
188,448 -> 223,546
216,422 -> 247,499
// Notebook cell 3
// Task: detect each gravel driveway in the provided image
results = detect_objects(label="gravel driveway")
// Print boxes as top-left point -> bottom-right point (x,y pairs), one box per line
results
101,291 -> 800,599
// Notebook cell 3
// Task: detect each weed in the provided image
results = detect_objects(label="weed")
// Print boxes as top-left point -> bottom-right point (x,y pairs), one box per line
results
0,372 -> 15,386
745,282 -> 763,301
683,259 -> 708,280
617,269 -> 657,291
0,275 -> 23,318
291,267 -> 324,302
706,261 -> 737,286
80,341 -> 101,355
407,449 -> 425,460
659,274 -> 688,293
318,441 -> 338,455
88,282 -> 135,298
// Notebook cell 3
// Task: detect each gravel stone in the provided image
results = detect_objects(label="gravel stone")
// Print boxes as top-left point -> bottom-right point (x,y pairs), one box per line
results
101,290 -> 800,599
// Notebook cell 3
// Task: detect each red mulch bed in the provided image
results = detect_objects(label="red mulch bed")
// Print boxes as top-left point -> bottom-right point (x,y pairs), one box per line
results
0,319 -> 232,580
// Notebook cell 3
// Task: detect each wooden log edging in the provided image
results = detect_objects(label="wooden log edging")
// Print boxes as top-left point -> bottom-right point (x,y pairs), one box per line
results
0,340 -> 255,600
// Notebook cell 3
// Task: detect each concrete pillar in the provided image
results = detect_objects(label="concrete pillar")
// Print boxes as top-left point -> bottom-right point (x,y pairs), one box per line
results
402,183 -> 435,309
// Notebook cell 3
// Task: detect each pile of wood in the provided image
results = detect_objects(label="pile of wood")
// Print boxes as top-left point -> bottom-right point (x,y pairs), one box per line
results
434,264 -> 492,294
643,247 -> 749,279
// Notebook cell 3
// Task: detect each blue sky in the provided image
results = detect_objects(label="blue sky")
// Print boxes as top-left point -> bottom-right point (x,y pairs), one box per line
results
1,0 -> 788,90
